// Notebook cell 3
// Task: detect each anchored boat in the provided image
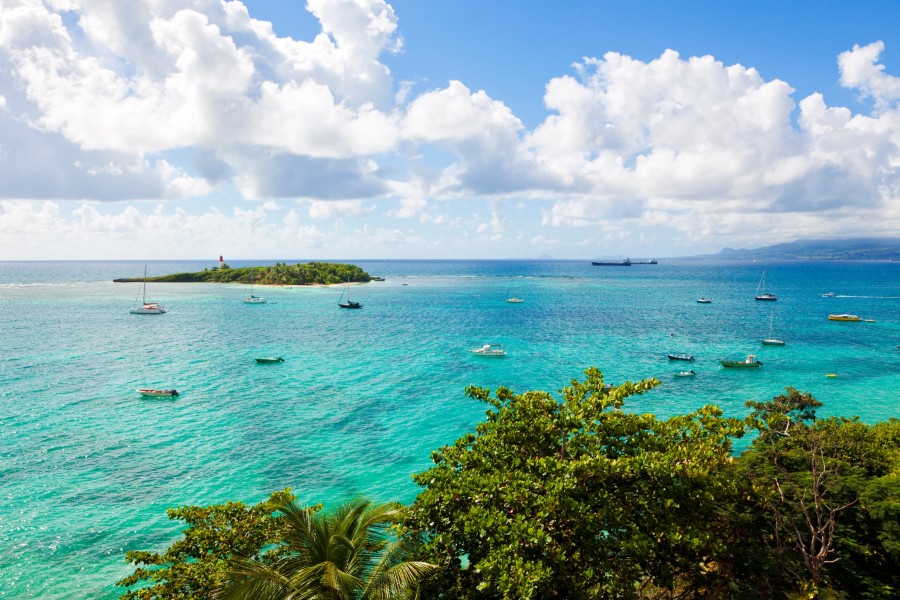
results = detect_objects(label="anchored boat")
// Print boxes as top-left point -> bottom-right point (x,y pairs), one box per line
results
472,343 -> 506,357
137,388 -> 179,397
130,265 -> 166,314
754,269 -> 777,301
720,355 -> 762,368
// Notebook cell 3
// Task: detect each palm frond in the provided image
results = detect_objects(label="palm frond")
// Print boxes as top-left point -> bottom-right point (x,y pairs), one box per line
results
215,557 -> 294,600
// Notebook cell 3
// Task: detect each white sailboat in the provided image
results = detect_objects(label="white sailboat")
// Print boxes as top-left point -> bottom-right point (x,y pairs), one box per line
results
243,270 -> 266,304
762,308 -> 785,346
130,265 -> 166,314
505,281 -> 524,303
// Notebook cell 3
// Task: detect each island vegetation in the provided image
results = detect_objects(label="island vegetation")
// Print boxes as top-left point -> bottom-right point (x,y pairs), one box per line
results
117,369 -> 900,599
113,262 -> 371,286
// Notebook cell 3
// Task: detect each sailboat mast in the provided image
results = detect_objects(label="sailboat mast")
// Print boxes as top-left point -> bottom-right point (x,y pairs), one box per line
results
143,265 -> 147,304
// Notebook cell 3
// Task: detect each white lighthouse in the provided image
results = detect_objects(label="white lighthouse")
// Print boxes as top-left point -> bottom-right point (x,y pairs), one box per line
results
219,255 -> 224,269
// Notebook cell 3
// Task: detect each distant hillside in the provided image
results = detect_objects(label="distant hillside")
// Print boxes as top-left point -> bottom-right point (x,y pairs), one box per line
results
694,238 -> 900,261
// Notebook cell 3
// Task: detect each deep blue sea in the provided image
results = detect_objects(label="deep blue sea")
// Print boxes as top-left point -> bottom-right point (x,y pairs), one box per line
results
1,259 -> 899,598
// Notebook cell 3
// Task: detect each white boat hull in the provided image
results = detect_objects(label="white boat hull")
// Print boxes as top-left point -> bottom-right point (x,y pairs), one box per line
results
472,344 -> 506,356
130,304 -> 165,314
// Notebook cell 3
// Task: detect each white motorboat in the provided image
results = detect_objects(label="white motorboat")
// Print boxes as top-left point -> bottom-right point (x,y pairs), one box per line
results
471,343 -> 506,357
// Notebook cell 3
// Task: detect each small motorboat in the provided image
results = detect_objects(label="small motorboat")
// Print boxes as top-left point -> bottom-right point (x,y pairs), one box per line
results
696,297 -> 712,304
674,370 -> 696,377
138,388 -> 179,397
255,357 -> 285,364
828,314 -> 861,322
667,353 -> 695,361
821,291 -> 836,297
720,355 -> 762,368
472,343 -> 506,357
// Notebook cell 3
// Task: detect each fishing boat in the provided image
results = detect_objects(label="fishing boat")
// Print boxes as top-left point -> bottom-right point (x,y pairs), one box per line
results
137,388 -> 179,397
338,277 -> 362,309
592,258 -> 631,266
762,308 -> 785,346
720,355 -> 762,368
667,353 -> 695,361
471,343 -> 506,357
696,297 -> 712,304
130,265 -> 166,314
255,357 -> 285,364
243,270 -> 266,304
674,370 -> 696,377
828,314 -> 861,321
755,269 -> 777,301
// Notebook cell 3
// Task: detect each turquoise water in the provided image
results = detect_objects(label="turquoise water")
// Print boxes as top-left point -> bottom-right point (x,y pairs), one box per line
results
1,259 -> 899,598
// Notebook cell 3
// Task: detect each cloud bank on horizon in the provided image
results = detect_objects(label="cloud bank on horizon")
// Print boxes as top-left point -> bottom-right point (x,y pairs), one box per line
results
0,0 -> 898,259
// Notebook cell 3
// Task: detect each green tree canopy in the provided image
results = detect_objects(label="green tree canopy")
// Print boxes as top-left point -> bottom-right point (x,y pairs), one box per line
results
405,367 -> 745,599
115,262 -> 371,286
739,390 -> 900,599
117,489 -> 297,600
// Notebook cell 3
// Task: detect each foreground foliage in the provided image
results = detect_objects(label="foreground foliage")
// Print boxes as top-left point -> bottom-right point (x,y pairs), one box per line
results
217,498 -> 437,600
406,367 -> 746,598
117,489 -> 297,599
118,371 -> 900,599
114,262 -> 370,285
739,389 -> 900,598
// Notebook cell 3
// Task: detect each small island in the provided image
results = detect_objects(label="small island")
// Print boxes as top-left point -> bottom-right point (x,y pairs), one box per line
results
114,261 -> 371,286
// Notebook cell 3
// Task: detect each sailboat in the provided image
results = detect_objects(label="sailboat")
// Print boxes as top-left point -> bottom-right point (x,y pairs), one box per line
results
338,277 -> 362,309
762,308 -> 785,346
755,269 -> 777,301
243,270 -> 266,304
130,265 -> 166,314
505,281 -> 524,303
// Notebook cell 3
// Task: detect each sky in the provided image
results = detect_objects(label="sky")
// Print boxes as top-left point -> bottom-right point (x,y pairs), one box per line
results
0,0 -> 899,260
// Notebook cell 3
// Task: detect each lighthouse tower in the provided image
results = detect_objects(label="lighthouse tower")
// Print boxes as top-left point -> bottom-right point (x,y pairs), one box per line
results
219,255 -> 224,269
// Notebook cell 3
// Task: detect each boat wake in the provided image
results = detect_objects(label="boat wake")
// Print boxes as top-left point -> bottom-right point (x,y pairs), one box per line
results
833,295 -> 900,299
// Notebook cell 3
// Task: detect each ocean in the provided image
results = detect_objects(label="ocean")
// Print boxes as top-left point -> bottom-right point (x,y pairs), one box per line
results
1,259 -> 899,598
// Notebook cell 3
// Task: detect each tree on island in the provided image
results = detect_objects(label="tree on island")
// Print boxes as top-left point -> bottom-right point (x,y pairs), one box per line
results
115,262 -> 370,286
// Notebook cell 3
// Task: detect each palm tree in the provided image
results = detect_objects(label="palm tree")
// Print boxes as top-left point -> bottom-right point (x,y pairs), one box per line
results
216,498 -> 437,600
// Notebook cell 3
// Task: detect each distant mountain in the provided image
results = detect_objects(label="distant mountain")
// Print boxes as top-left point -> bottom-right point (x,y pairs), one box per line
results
697,238 -> 900,261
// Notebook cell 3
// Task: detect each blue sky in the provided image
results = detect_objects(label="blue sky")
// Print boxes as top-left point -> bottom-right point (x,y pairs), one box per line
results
1,0 -> 898,259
